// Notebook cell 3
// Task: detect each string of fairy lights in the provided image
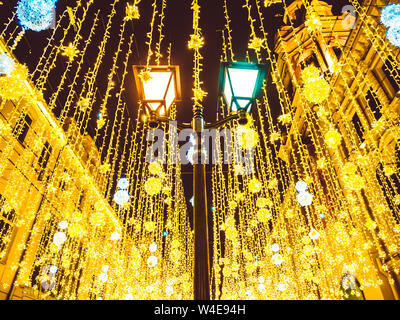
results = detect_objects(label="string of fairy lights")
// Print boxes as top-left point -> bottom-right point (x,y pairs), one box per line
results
0,0 -> 399,300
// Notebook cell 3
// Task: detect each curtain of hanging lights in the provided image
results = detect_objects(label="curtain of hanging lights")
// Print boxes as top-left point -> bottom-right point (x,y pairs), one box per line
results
0,0 -> 399,300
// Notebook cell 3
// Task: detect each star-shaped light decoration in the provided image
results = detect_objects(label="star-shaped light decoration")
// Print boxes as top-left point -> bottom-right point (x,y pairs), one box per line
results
193,87 -> 207,102
124,2 -> 140,21
305,12 -> 322,32
138,69 -> 152,82
248,37 -> 265,52
270,132 -> 281,143
77,97 -> 90,110
278,113 -> 292,125
62,43 -> 79,62
188,34 -> 204,50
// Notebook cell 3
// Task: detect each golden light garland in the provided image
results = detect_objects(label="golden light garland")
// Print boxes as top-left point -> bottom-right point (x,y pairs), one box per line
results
0,0 -> 399,301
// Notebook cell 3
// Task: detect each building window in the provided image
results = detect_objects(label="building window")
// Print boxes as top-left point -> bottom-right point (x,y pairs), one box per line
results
332,47 -> 342,60
382,56 -> 400,93
351,112 -> 365,143
366,89 -> 382,121
340,274 -> 365,300
13,113 -> 33,145
59,169 -> 68,191
0,194 -> 16,263
301,52 -> 321,70
38,142 -> 52,181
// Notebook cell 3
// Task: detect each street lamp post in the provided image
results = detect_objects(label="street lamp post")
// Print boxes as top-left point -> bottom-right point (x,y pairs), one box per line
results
133,61 -> 266,300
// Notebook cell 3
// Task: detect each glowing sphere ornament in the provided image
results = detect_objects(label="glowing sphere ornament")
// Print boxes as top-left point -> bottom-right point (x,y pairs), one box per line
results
61,43 -> 79,61
271,253 -> 284,266
302,65 -> 320,82
295,180 -> 308,193
58,220 -> 68,230
166,285 -> 174,296
256,197 -> 269,208
16,0 -> 57,32
229,201 -> 237,209
149,242 -> 158,253
53,231 -> 67,246
297,191 -> 313,207
125,3 -> 140,20
303,78 -> 330,104
257,284 -> 266,293
148,162 -> 163,176
147,255 -> 158,268
0,53 -> 15,75
144,177 -> 163,196
309,229 -> 320,240
381,3 -> 400,28
386,26 -> 400,47
102,265 -> 109,273
248,178 -> 262,193
89,210 -> 106,228
68,223 -> 84,238
113,189 -> 129,206
49,265 -> 58,274
110,232 -> 121,241
277,283 -> 287,291
302,66 -> 330,104
272,243 -> 280,252
98,272 -> 108,283
324,128 -> 342,149
236,126 -> 259,149
0,63 -> 29,100
117,177 -> 129,190
257,208 -> 272,223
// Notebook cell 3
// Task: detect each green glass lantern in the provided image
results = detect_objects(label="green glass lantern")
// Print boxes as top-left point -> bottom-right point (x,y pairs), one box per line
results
219,61 -> 266,113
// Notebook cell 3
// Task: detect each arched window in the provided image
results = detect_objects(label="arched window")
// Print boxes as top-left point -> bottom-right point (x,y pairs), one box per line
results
340,273 -> 365,300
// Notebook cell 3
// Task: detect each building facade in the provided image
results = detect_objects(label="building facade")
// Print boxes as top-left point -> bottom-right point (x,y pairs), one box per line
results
275,0 -> 400,299
0,37 -> 121,300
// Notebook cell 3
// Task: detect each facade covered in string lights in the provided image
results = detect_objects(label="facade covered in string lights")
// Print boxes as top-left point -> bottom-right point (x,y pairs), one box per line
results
0,0 -> 399,300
